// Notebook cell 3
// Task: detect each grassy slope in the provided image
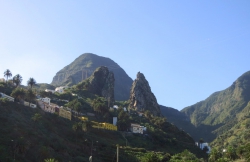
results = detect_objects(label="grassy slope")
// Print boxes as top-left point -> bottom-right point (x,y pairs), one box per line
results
210,102 -> 250,149
0,101 -> 207,162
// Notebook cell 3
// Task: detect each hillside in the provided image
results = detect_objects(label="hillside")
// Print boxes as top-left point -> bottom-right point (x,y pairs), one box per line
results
51,53 -> 133,101
0,99 -> 207,161
180,71 -> 250,142
160,105 -> 218,142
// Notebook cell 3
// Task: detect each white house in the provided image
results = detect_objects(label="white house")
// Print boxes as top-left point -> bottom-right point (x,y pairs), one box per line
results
0,78 -> 5,82
55,86 -> 68,94
131,123 -> 146,134
30,103 -> 37,108
113,105 -> 119,109
138,112 -> 144,116
195,142 -> 211,154
42,103 -> 59,114
45,89 -> 55,93
40,97 -> 51,105
0,92 -> 14,102
23,101 -> 37,108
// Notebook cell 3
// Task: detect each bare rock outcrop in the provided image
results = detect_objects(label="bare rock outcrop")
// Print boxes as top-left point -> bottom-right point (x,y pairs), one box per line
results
85,66 -> 115,106
129,72 -> 161,116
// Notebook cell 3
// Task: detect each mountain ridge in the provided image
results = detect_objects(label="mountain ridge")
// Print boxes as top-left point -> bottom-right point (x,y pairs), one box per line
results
51,53 -> 133,101
177,70 -> 250,142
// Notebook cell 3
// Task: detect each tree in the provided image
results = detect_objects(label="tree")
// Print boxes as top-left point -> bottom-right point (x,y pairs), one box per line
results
66,99 -> 83,117
117,110 -> 130,131
11,88 -> 26,102
236,145 -> 245,159
142,152 -> 160,162
209,148 -> 221,162
32,113 -> 42,122
26,89 -> 36,106
170,149 -> 199,162
91,97 -> 108,115
161,153 -> 171,162
4,69 -> 12,83
72,122 -> 82,142
27,77 -> 36,89
225,146 -> 236,160
74,102 -> 82,117
242,143 -> 250,161
13,74 -> 23,87
82,120 -> 92,132
144,110 -> 153,119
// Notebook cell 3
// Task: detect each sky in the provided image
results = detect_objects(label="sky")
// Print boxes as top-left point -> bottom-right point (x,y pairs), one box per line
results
1,1 -> 250,110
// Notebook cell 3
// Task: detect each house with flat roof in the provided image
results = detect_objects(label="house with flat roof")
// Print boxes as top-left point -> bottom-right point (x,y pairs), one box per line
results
131,123 -> 146,134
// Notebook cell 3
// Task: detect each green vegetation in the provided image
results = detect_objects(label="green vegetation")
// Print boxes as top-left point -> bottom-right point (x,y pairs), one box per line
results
0,77 -> 207,161
0,101 -> 207,161
208,144 -> 250,162
162,71 -> 250,142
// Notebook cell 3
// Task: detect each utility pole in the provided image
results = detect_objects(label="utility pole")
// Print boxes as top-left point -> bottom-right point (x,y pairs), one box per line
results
117,144 -> 119,162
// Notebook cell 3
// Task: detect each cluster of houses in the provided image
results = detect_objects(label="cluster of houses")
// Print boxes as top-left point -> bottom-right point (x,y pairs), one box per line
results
112,105 -> 147,134
37,97 -> 72,120
0,84 -> 147,134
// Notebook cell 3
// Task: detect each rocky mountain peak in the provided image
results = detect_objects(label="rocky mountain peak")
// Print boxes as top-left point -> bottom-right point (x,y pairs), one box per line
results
129,72 -> 161,116
51,53 -> 133,101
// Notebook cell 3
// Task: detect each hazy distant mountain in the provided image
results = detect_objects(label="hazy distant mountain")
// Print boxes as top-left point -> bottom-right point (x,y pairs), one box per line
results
180,71 -> 250,142
51,53 -> 133,101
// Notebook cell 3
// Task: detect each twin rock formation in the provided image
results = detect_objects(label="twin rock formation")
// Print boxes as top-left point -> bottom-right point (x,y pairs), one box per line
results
87,69 -> 161,116
51,53 -> 161,116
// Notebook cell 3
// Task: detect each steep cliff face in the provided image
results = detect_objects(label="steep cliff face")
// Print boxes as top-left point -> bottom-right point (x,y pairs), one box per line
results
129,72 -> 161,116
85,66 -> 115,106
51,53 -> 132,101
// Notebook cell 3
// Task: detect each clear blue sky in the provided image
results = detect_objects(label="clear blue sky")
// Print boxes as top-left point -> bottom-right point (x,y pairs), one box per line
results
1,1 -> 250,110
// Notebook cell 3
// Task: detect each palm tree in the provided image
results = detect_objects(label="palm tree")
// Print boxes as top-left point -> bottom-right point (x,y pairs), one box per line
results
27,77 -> 36,89
13,74 -> 23,87
4,69 -> 12,83
26,89 -> 36,106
